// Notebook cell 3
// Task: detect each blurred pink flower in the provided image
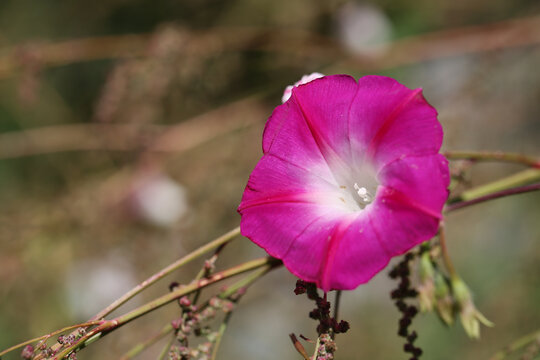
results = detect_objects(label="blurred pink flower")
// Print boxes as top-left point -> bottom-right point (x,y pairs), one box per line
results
238,75 -> 449,291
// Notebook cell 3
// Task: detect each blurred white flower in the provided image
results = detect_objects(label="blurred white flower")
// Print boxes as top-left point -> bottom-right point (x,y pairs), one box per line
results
335,2 -> 392,55
65,256 -> 138,319
131,173 -> 189,227
281,72 -> 325,103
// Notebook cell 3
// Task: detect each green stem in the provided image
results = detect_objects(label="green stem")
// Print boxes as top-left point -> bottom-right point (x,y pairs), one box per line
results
311,337 -> 321,360
0,321 -> 102,358
210,265 -> 275,360
119,323 -> 173,360
157,335 -> 175,360
92,227 -> 240,320
438,224 -> 458,279
489,329 -> 540,360
444,151 -> 540,168
153,243 -> 228,358
125,264 -> 276,360
200,264 -> 279,360
219,265 -> 273,299
333,291 -> 342,323
446,183 -> 540,212
53,257 -> 277,359
191,243 -> 227,306
169,241 -> 228,357
452,169 -> 540,203
210,312 -> 232,360
331,290 -> 342,340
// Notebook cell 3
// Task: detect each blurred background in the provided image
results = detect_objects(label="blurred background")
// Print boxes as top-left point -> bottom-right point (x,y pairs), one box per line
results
0,0 -> 539,359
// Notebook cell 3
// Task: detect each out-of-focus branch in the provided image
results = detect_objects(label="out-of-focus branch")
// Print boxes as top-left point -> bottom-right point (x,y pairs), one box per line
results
141,94 -> 265,163
0,95 -> 263,160
444,150 -> 540,168
0,34 -> 149,79
1,17 -> 538,162
0,124 -> 163,159
1,15 -> 539,80
0,28 -> 321,80
341,14 -> 540,70
490,328 -> 540,360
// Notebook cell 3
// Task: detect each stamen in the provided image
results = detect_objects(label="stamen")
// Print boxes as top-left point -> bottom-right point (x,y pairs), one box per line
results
354,183 -> 373,203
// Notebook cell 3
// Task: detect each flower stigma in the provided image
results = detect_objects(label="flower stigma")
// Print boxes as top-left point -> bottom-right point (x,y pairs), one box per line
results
354,183 -> 373,204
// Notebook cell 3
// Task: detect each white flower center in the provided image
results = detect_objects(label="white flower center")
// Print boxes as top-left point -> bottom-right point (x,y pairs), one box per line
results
332,160 -> 379,212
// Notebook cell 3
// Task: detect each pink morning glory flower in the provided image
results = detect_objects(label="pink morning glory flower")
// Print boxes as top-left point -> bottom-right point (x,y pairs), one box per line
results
238,75 -> 449,291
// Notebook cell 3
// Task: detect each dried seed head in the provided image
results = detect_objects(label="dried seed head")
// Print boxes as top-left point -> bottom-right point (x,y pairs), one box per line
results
169,281 -> 180,292
21,345 -> 34,359
209,297 -> 222,309
179,296 -> 191,308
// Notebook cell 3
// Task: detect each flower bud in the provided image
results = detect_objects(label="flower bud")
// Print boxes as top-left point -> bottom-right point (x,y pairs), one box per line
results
417,252 -> 436,312
434,272 -> 454,325
451,277 -> 494,339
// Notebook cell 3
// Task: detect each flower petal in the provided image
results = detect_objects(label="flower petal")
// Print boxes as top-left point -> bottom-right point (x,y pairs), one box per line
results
379,154 -> 450,213
240,201 -> 391,292
291,75 -> 358,164
262,94 -> 337,182
239,201 -> 344,282
317,212 -> 391,291
369,186 -> 441,256
242,148 -> 338,199
348,75 -> 442,168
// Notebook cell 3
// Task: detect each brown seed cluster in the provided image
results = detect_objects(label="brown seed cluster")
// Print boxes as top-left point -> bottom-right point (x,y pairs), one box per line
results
389,253 -> 423,360
294,280 -> 350,336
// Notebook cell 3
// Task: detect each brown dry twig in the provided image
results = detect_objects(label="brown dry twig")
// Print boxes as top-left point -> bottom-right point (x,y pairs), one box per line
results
0,15 -> 539,80
0,95 -> 264,160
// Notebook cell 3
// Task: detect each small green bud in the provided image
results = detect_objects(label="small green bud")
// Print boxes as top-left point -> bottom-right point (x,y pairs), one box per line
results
417,252 -> 436,312
419,251 -> 435,281
434,272 -> 454,325
207,331 -> 219,343
451,277 -> 494,339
